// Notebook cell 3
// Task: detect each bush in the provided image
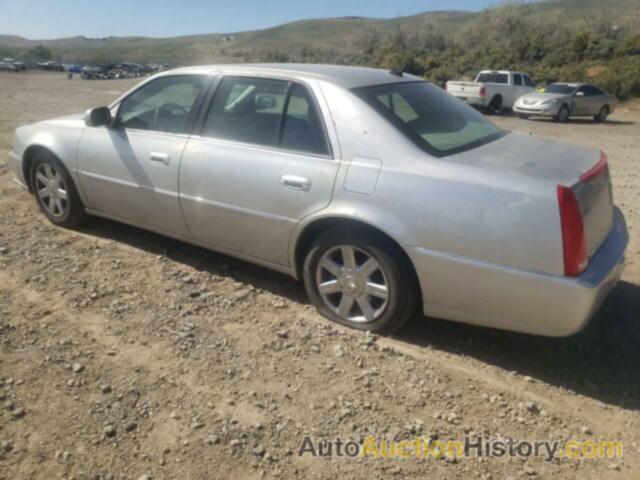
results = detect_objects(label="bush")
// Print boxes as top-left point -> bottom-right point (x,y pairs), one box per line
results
594,57 -> 640,99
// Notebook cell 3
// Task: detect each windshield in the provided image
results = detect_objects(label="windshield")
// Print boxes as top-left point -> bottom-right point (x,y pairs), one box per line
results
352,82 -> 505,156
542,84 -> 576,95
476,72 -> 509,84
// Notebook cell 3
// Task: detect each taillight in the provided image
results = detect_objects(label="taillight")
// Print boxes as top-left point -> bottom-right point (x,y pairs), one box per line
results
557,185 -> 587,276
580,151 -> 608,182
479,86 -> 486,97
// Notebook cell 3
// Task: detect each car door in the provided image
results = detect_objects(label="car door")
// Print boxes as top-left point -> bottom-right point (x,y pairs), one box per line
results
585,85 -> 606,115
179,75 -> 339,267
77,75 -> 208,237
572,85 -> 590,115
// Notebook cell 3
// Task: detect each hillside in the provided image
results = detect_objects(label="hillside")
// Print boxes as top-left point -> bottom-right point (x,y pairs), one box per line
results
1,0 -> 639,64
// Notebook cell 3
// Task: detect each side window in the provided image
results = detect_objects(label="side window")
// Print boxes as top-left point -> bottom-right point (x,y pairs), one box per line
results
281,84 -> 330,155
203,76 -> 288,147
117,76 -> 205,134
204,77 -> 330,156
514,74 -> 523,86
523,75 -> 534,87
585,86 -> 602,96
576,86 -> 589,96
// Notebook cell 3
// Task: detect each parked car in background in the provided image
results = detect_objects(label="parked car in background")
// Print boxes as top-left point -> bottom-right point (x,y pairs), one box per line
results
446,70 -> 536,112
81,66 -> 107,80
514,83 -> 615,122
0,61 -> 19,72
37,61 -> 65,72
64,64 -> 84,74
1,58 -> 25,71
7,64 -> 628,337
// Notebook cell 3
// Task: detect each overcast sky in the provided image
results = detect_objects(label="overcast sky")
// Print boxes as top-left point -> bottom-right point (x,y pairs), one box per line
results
0,0 -> 508,39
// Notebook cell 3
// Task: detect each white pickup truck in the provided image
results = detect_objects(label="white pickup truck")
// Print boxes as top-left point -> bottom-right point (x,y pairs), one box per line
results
446,70 -> 536,112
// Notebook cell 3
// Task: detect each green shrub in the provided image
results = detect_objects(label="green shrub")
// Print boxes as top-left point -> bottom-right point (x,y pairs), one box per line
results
594,57 -> 640,99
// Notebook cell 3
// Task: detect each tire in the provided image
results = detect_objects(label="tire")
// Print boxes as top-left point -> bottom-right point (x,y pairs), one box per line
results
303,226 -> 418,334
29,151 -> 88,228
594,105 -> 609,123
555,104 -> 570,122
488,95 -> 503,114
518,114 -> 530,120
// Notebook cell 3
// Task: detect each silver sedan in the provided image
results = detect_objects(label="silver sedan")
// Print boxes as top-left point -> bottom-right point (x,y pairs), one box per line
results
514,83 -> 615,122
7,64 -> 628,336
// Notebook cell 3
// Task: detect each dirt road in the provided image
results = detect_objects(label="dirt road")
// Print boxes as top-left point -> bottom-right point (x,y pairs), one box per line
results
1,72 -> 639,479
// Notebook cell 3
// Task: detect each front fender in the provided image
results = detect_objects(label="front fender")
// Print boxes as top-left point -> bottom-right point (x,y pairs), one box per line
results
16,121 -> 86,193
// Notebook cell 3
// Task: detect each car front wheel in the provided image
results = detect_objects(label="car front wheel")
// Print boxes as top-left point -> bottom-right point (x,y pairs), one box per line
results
555,105 -> 570,122
303,227 -> 418,334
29,151 -> 88,228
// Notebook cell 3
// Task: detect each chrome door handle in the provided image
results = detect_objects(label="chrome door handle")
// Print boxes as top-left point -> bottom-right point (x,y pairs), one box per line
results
149,152 -> 170,165
280,175 -> 311,191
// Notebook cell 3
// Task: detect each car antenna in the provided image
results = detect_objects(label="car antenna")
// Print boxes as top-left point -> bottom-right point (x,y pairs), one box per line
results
390,65 -> 406,77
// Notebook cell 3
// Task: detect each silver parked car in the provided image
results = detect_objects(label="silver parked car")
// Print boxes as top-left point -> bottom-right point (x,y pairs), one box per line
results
8,64 -> 628,336
514,83 -> 615,122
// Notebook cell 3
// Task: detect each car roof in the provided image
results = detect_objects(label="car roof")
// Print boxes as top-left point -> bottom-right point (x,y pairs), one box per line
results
161,63 -> 424,89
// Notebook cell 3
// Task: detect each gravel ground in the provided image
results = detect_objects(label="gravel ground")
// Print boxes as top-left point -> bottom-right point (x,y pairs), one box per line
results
0,72 -> 639,480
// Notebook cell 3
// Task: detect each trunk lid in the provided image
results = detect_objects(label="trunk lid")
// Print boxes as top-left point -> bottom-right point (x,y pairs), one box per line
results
449,132 -> 614,258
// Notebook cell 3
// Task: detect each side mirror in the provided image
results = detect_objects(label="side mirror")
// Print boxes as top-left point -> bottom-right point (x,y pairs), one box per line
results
84,106 -> 112,127
575,91 -> 585,97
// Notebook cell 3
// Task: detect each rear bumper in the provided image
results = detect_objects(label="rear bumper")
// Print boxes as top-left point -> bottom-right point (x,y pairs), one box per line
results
408,207 -> 628,337
451,94 -> 487,107
7,150 -> 27,189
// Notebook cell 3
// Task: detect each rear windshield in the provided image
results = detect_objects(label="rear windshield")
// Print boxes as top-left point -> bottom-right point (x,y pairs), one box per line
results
543,84 -> 576,94
352,82 -> 505,157
476,72 -> 509,84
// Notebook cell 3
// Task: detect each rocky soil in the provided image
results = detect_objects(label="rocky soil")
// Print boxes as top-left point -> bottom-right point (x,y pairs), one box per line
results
0,72 -> 639,479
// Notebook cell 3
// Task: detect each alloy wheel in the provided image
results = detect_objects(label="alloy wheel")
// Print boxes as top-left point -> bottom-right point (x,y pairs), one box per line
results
34,162 -> 68,218
558,106 -> 569,122
315,245 -> 389,323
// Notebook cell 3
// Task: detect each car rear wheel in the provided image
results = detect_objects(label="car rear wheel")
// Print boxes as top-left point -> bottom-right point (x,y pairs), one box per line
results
594,105 -> 609,123
30,151 -> 88,228
488,95 -> 503,114
555,105 -> 570,122
303,227 -> 418,334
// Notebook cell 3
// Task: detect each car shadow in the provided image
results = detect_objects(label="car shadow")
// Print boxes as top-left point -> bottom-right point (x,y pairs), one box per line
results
394,281 -> 640,411
77,216 -> 640,411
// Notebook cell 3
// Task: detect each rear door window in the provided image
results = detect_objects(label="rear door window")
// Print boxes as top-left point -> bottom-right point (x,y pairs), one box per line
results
203,76 -> 330,156
576,86 -> 589,96
281,84 -> 330,155
514,74 -> 523,86
523,75 -> 535,87
584,85 -> 603,96
202,76 -> 288,147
